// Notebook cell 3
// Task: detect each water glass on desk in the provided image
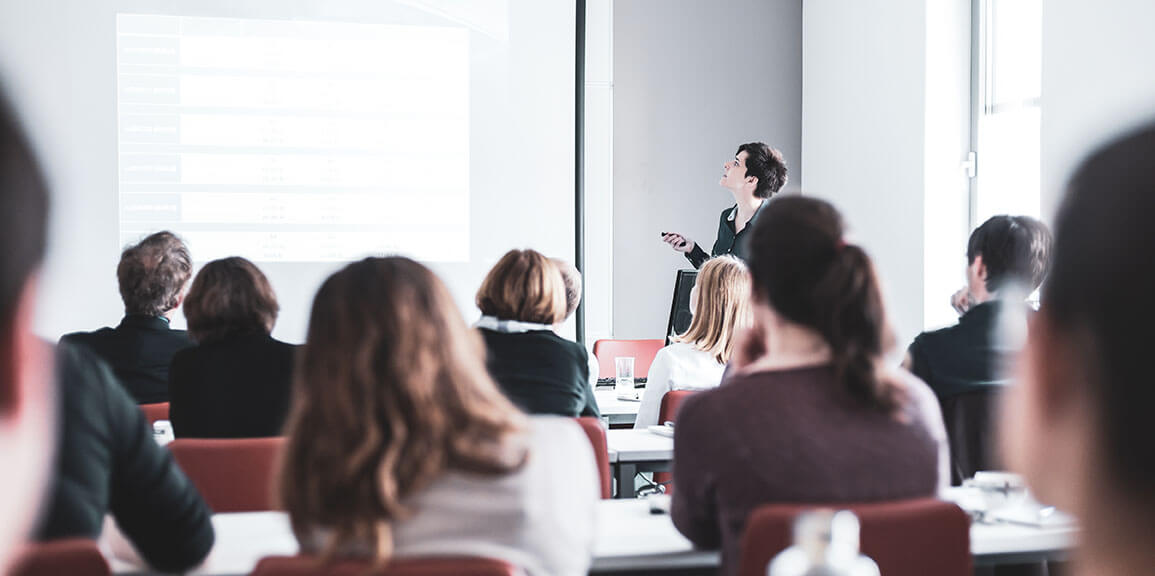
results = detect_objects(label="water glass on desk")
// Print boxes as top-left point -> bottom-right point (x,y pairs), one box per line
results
615,357 -> 635,395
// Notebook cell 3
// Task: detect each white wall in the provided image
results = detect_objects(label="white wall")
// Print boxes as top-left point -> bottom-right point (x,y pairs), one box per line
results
803,0 -> 971,348
1041,0 -> 1155,220
612,0 -> 803,339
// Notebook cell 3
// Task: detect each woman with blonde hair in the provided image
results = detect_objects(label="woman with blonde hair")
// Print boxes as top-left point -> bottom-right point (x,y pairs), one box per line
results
280,257 -> 598,575
476,249 -> 599,417
634,256 -> 751,429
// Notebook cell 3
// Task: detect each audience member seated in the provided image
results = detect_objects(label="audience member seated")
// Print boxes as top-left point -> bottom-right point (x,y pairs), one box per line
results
0,89 -> 56,570
169,257 -> 296,439
1003,124 -> 1155,576
37,343 -> 214,572
552,258 -> 601,389
905,215 -> 1051,484
476,249 -> 600,418
279,257 -> 598,575
634,256 -> 750,429
60,231 -> 194,404
671,196 -> 948,575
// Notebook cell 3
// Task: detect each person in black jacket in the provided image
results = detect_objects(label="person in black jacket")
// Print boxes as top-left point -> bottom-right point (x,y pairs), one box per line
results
60,231 -> 195,404
37,343 -> 214,572
169,257 -> 295,438
476,249 -> 599,418
904,215 -> 1052,484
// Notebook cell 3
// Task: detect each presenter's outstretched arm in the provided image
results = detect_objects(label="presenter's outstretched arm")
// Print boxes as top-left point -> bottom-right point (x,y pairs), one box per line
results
661,232 -> 708,269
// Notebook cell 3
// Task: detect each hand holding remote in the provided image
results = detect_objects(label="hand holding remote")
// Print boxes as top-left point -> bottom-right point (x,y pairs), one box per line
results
660,232 -> 695,254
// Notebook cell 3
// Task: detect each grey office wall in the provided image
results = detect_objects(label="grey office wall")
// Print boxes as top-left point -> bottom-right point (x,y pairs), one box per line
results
612,0 -> 802,338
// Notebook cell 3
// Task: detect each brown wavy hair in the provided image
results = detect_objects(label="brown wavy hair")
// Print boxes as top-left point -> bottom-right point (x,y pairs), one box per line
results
747,196 -> 902,412
117,231 -> 192,316
674,256 -> 751,363
280,257 -> 528,561
183,257 -> 278,343
476,249 -> 566,325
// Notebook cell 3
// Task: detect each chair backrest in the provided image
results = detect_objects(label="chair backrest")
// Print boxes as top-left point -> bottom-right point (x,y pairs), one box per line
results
7,539 -> 110,576
250,556 -> 521,576
168,437 -> 286,512
574,417 -> 612,499
939,388 -> 1004,485
591,339 -> 665,380
139,402 -> 170,425
652,390 -> 697,492
657,390 -> 697,425
738,498 -> 971,576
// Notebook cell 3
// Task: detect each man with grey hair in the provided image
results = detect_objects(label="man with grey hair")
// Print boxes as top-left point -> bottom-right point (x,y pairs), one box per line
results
61,231 -> 195,403
551,258 -> 602,388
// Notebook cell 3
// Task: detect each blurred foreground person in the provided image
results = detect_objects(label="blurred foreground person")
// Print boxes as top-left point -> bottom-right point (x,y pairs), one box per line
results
1002,124 -> 1155,576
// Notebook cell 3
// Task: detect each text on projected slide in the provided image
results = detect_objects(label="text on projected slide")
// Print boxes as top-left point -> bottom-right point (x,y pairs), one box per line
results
117,14 -> 470,262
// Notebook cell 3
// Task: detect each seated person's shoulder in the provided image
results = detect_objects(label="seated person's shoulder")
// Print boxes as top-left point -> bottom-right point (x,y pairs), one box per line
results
55,339 -> 119,396
889,367 -> 942,424
59,326 -> 114,347
523,415 -> 598,491
527,415 -> 590,448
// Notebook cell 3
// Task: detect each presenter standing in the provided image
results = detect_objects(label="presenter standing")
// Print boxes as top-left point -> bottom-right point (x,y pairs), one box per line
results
661,142 -> 788,268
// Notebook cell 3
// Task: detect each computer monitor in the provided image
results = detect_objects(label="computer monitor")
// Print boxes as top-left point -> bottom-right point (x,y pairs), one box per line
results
665,269 -> 698,345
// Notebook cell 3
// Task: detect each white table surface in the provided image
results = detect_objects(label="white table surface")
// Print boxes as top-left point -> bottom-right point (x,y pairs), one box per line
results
594,389 -> 641,422
107,501 -> 708,575
106,491 -> 1075,575
605,428 -> 674,464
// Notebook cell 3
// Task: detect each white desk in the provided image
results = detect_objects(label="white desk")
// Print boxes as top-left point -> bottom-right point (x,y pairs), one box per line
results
594,390 -> 640,426
605,429 -> 673,498
107,494 -> 1073,575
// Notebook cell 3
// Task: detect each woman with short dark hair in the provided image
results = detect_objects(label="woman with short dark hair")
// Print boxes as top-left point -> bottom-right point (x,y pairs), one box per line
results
168,257 -> 295,438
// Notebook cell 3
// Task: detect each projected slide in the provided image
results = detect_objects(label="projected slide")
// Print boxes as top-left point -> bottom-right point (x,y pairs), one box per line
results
117,14 -> 470,262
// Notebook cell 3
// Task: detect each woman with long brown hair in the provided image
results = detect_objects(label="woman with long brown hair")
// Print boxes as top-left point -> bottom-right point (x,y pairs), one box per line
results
669,196 -> 948,575
634,255 -> 751,429
280,257 -> 598,575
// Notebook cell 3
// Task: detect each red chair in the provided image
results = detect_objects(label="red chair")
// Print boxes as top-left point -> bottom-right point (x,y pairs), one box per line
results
250,556 -> 520,576
652,390 -> 698,491
575,417 -> 612,499
168,437 -> 286,512
592,339 -> 665,380
738,498 -> 971,576
7,539 -> 110,576
139,402 -> 170,425
657,389 -> 696,425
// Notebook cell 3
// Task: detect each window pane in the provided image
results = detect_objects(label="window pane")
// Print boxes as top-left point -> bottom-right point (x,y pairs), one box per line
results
976,107 -> 1041,222
990,0 -> 1041,106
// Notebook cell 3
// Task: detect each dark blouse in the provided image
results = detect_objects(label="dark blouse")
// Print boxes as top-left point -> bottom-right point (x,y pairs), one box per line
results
670,365 -> 947,575
168,332 -> 296,438
479,328 -> 600,418
685,200 -> 768,269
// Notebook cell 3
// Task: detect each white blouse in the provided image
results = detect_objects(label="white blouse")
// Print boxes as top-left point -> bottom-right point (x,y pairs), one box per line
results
303,416 -> 600,576
633,342 -> 726,429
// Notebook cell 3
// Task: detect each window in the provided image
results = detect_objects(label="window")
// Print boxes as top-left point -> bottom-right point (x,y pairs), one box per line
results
971,0 -> 1042,225
583,0 -> 614,345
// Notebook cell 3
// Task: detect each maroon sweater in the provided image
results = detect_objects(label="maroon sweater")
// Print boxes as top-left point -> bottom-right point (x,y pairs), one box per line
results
670,365 -> 947,575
